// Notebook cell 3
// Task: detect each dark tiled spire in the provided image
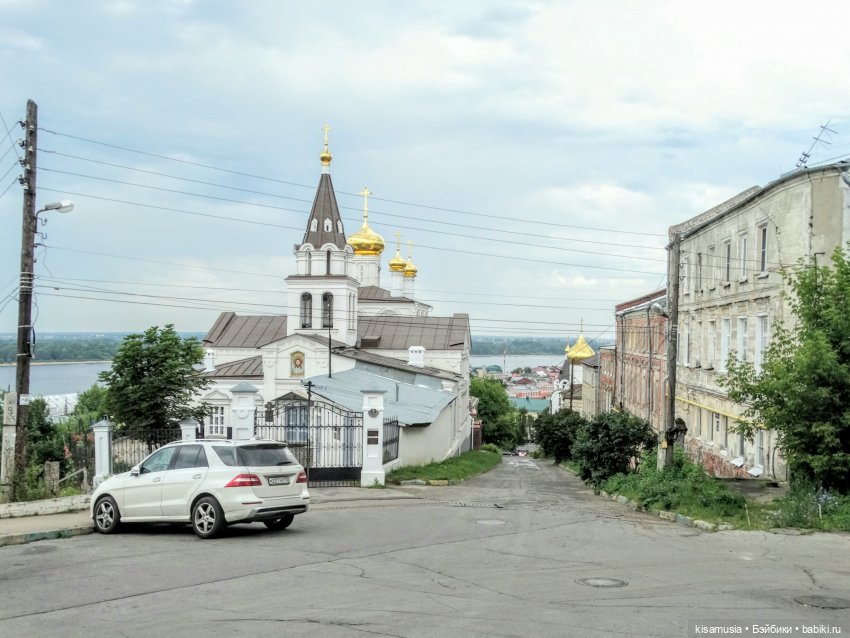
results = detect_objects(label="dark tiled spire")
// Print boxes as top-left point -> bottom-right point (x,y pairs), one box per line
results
300,124 -> 347,250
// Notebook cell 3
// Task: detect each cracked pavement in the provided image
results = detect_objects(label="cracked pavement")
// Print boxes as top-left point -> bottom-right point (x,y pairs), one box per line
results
0,459 -> 848,637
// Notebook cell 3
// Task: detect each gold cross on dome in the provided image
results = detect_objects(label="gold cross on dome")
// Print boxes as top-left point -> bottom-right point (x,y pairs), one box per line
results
407,239 -> 413,259
321,123 -> 331,148
359,186 -> 372,221
395,231 -> 402,251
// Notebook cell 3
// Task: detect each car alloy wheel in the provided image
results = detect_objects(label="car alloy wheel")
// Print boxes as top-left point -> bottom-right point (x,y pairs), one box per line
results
192,496 -> 224,539
94,496 -> 121,534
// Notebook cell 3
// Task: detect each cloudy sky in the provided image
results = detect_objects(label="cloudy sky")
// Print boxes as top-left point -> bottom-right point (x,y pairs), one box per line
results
1,0 -> 849,344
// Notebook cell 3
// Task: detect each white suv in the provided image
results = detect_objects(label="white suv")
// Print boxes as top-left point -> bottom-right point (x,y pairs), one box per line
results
90,439 -> 310,539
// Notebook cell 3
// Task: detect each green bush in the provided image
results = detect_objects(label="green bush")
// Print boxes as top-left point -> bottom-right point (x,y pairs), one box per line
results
480,443 -> 501,454
572,411 -> 656,486
767,483 -> 850,531
535,409 -> 586,463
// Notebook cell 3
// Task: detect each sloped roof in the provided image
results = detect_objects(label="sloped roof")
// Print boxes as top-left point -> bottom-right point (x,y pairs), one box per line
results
357,314 -> 470,351
301,173 -> 347,249
206,355 -> 263,378
301,334 -> 458,381
203,313 -> 287,348
358,285 -> 415,303
307,369 -> 455,426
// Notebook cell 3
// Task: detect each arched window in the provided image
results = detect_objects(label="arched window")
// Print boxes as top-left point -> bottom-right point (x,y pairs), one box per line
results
310,218 -> 318,232
337,220 -> 343,233
322,292 -> 333,328
300,293 -> 312,329
326,250 -> 332,275
324,218 -> 332,232
305,249 -> 311,275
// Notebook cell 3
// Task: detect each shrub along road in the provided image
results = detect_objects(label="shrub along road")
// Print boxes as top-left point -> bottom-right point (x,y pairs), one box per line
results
1,458 -> 848,637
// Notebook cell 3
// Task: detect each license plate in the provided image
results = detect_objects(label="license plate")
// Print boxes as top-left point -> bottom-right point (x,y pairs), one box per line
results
267,476 -> 290,486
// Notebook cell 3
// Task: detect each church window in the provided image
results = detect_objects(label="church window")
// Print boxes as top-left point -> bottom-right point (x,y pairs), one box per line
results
305,249 -> 311,275
322,293 -> 334,328
326,250 -> 331,275
337,220 -> 343,233
324,218 -> 332,232
310,218 -> 317,232
300,293 -> 312,329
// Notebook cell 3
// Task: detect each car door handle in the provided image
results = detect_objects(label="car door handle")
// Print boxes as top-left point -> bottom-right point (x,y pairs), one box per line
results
192,474 -> 202,479
152,477 -> 162,483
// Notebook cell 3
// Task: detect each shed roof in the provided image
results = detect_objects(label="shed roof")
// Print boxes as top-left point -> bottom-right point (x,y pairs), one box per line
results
205,355 -> 263,378
307,369 -> 455,426
203,313 -> 287,348
356,314 -> 469,351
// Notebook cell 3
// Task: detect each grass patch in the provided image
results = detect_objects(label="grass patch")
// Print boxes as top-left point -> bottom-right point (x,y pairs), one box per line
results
386,450 -> 502,484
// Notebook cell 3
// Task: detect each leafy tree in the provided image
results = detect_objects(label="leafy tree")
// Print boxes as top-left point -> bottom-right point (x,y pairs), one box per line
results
74,385 -> 108,421
26,398 -> 65,469
535,409 -> 587,463
722,248 -> 850,493
572,411 -> 657,486
99,325 -> 210,431
471,377 -> 518,448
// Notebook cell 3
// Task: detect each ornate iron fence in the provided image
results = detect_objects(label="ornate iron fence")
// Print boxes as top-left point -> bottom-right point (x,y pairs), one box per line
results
257,394 -> 363,487
383,415 -> 400,464
111,428 -> 181,473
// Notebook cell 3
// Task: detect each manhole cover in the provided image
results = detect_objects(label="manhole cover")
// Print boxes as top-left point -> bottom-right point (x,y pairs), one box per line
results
794,595 -> 850,610
476,519 -> 507,526
576,578 -> 628,588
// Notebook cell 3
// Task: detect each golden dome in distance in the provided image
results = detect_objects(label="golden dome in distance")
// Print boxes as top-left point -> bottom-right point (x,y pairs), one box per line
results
347,186 -> 385,255
388,231 -> 407,271
566,322 -> 595,361
403,240 -> 418,278
320,123 -> 332,166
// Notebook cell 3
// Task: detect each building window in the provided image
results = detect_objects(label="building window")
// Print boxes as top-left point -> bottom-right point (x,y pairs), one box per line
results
305,249 -> 312,275
684,323 -> 691,366
758,225 -> 768,274
337,220 -> 343,234
708,245 -> 716,288
682,256 -> 690,294
723,240 -> 731,283
719,318 -> 731,372
300,293 -> 312,329
322,292 -> 334,328
737,317 -> 748,362
707,321 -> 716,369
738,232 -> 748,279
754,315 -> 769,372
324,218 -> 332,232
326,250 -> 331,275
310,218 -> 317,232
206,406 -> 225,437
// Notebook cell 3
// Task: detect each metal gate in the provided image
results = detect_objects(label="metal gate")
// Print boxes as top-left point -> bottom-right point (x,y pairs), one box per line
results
255,393 -> 363,487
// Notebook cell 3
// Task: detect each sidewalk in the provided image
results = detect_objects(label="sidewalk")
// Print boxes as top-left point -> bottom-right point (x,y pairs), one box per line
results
0,486 -> 421,548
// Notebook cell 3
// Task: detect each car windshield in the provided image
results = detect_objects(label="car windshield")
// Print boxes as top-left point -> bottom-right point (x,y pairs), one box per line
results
236,444 -> 295,467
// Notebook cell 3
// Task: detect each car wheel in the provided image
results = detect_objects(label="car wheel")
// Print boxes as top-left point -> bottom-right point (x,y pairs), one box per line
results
192,496 -> 225,539
263,513 -> 295,531
93,496 -> 121,534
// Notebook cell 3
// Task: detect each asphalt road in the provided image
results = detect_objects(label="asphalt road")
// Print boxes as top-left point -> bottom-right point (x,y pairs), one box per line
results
1,459 -> 848,637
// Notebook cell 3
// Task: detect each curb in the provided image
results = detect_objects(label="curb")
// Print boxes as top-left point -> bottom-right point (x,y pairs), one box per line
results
597,489 -> 734,532
0,525 -> 94,548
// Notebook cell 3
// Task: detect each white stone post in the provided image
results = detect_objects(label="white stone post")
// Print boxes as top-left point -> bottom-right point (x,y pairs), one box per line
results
1,392 -> 17,502
230,382 -> 260,441
360,384 -> 386,487
91,419 -> 114,487
179,418 -> 198,441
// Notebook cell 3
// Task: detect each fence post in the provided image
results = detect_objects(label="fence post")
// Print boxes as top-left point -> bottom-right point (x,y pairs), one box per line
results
360,383 -> 386,487
91,419 -> 114,487
1,392 -> 17,503
179,418 -> 198,441
230,382 -> 260,441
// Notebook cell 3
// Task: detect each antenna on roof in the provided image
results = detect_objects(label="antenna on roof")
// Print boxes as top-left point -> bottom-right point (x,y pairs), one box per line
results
796,119 -> 837,169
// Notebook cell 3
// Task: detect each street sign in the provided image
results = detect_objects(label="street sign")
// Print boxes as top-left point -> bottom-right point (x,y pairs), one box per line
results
18,394 -> 32,406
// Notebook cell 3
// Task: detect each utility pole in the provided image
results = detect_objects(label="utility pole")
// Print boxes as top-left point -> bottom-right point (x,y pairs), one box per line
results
13,99 -> 38,500
660,233 -> 681,470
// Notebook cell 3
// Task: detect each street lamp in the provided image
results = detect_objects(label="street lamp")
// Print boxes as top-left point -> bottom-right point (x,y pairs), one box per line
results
7,198 -> 74,501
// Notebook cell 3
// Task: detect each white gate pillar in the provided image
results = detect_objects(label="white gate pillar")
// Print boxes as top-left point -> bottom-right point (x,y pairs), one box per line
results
1,392 -> 17,502
92,419 -> 114,487
230,382 -> 260,441
179,417 -> 198,441
360,384 -> 386,487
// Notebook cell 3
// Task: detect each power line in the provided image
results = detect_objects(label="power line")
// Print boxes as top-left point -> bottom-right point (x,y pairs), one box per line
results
0,177 -> 18,201
41,147 -> 667,252
0,111 -> 22,163
38,126 -> 667,238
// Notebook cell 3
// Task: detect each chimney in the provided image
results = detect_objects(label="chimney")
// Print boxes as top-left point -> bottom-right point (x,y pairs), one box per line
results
408,346 -> 425,368
203,349 -> 216,372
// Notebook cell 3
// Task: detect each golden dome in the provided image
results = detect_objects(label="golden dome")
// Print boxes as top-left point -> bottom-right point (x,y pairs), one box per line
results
347,221 -> 385,255
566,334 -> 595,361
403,258 -> 418,278
388,231 -> 406,271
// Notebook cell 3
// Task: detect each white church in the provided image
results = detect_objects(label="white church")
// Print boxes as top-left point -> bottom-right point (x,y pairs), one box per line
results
197,131 -> 473,468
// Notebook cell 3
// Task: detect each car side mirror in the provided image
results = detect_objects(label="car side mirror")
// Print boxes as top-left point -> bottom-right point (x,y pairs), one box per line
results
130,466 -> 140,477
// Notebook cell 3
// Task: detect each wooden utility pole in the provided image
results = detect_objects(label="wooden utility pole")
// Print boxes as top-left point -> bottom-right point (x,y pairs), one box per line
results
13,99 -> 38,499
660,233 -> 681,469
